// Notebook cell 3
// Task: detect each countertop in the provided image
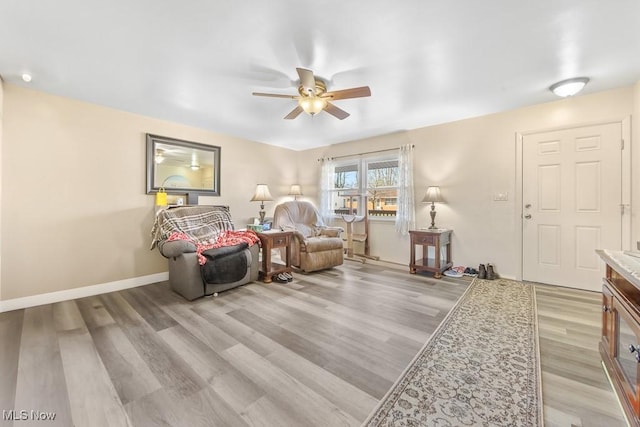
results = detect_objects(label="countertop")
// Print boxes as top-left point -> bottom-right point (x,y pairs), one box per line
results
597,249 -> 640,290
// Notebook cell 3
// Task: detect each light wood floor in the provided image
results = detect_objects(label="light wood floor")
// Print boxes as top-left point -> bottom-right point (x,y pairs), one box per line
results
0,262 -> 626,426
535,284 -> 626,427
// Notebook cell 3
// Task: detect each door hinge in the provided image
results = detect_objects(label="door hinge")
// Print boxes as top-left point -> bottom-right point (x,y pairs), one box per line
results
621,139 -> 625,150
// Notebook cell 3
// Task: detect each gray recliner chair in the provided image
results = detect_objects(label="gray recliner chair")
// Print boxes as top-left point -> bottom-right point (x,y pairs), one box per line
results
151,205 -> 259,300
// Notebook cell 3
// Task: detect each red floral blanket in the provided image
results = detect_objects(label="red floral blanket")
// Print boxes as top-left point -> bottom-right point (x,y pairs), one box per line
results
167,230 -> 260,265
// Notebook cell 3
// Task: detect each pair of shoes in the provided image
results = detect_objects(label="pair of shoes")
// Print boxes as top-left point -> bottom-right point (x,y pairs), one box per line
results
444,269 -> 464,278
477,264 -> 498,280
273,274 -> 286,283
486,264 -> 497,280
478,264 -> 486,279
451,266 -> 466,274
276,272 -> 293,283
463,267 -> 478,276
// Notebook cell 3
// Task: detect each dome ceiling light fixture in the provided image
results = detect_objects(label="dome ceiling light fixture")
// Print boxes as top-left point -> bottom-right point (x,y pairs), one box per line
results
549,77 -> 590,97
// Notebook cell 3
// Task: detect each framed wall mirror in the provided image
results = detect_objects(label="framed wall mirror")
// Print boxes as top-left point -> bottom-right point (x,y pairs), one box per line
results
146,134 -> 221,196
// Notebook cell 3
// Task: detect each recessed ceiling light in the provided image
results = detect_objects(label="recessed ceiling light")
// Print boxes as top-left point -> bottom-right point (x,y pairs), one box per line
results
21,73 -> 32,83
549,77 -> 589,97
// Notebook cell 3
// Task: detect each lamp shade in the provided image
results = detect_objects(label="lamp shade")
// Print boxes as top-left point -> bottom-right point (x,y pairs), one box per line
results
250,184 -> 273,202
288,184 -> 303,196
549,77 -> 589,97
422,186 -> 443,203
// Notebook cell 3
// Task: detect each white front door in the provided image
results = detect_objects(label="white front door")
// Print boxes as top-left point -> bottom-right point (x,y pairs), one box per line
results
522,123 -> 623,291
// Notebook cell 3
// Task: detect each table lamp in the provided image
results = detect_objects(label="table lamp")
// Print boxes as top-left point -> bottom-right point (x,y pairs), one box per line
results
422,186 -> 444,229
288,184 -> 303,200
250,184 -> 273,224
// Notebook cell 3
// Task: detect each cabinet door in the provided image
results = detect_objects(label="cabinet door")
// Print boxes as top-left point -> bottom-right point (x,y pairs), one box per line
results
603,282 -> 614,352
612,296 -> 640,417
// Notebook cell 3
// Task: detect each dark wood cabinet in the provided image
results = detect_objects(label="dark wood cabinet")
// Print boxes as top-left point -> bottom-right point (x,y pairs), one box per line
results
600,257 -> 640,427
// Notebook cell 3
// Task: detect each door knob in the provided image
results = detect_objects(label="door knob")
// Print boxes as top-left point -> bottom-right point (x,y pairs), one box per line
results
524,214 -> 532,219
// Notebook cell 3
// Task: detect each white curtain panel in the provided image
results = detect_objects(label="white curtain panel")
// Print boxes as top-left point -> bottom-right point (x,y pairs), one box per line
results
395,144 -> 415,235
319,158 -> 336,222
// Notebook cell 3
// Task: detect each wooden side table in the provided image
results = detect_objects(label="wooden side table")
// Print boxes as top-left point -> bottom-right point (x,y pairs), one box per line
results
256,230 -> 293,283
409,229 -> 453,278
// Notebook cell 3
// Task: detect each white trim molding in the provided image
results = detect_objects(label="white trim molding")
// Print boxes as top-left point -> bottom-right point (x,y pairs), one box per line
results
0,272 -> 168,313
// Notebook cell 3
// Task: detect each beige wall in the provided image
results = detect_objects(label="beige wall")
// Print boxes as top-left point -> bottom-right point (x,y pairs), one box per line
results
633,81 -> 640,249
1,84 -> 297,301
2,83 -> 637,301
0,78 -> 3,301
298,86 -> 636,278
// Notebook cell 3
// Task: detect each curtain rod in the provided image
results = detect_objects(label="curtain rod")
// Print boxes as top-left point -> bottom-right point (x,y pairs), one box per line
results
317,144 -> 414,162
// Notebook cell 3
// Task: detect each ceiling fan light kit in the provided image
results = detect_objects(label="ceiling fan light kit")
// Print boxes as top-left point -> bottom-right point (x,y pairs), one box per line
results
299,96 -> 327,115
252,67 -> 371,120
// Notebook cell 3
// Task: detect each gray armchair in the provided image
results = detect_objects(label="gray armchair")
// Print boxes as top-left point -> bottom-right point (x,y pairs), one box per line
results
273,201 -> 344,272
151,205 -> 259,300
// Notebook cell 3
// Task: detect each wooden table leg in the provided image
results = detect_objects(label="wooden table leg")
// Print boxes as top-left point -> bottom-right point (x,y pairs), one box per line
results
263,242 -> 272,283
409,236 -> 416,273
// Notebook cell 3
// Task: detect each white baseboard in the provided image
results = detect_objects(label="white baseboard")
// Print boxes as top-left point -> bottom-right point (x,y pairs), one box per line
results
0,272 -> 169,313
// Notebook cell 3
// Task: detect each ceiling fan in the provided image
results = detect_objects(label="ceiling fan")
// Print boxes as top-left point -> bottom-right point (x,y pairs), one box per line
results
252,68 -> 371,120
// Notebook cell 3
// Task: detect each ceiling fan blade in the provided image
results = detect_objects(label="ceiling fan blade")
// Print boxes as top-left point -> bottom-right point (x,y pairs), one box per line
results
323,86 -> 371,100
252,92 -> 297,99
324,102 -> 350,120
284,105 -> 304,120
296,68 -> 316,94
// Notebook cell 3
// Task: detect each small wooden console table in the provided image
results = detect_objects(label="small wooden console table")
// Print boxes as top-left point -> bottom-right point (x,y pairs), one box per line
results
256,230 -> 293,283
409,229 -> 453,279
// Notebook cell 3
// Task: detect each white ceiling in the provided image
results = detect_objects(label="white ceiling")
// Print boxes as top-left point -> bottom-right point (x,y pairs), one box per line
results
1,1 -> 639,151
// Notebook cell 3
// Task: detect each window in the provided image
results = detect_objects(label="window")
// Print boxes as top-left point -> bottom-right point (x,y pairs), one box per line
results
329,155 -> 399,218
367,159 -> 399,217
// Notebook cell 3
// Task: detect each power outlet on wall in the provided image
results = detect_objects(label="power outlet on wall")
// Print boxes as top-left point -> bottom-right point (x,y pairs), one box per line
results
493,192 -> 508,201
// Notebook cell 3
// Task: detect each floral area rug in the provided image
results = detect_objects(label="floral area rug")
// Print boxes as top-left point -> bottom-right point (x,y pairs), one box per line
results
363,278 -> 543,427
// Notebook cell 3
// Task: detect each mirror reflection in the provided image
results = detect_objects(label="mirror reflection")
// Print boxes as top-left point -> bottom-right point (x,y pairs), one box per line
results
146,134 -> 221,196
